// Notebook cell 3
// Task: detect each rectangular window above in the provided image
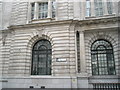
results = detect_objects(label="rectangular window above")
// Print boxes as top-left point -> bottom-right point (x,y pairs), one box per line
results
30,0 -> 56,21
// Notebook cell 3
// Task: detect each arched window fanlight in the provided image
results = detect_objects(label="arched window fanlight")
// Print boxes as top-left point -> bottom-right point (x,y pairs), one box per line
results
31,39 -> 52,75
91,39 -> 116,75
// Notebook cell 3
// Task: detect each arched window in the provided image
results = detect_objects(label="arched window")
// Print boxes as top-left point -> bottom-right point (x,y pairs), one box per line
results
31,39 -> 52,75
91,39 -> 116,75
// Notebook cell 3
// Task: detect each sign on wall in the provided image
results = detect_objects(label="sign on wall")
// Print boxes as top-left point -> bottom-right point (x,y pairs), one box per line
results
56,58 -> 67,62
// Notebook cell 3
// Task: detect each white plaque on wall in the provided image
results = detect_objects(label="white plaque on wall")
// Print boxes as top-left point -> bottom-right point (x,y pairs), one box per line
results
56,58 -> 67,62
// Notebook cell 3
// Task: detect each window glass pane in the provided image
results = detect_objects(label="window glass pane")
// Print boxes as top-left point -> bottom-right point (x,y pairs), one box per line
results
38,2 -> 48,19
86,0 -> 91,17
93,65 -> 98,75
107,0 -> 113,14
94,0 -> 103,16
31,3 -> 35,19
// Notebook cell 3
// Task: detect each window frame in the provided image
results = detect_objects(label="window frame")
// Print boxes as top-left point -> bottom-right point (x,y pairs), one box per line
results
30,0 -> 56,20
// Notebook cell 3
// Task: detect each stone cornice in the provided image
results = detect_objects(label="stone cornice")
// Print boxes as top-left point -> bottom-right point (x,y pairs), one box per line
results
8,19 -> 74,30
8,16 -> 120,30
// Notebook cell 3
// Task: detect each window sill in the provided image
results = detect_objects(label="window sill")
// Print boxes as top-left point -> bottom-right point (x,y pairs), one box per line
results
85,14 -> 116,20
30,18 -> 55,24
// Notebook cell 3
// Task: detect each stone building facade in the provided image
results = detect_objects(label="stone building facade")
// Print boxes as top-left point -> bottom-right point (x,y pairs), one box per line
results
0,0 -> 120,89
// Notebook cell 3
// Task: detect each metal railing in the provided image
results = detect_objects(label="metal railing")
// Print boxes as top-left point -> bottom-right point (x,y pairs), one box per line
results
93,83 -> 120,90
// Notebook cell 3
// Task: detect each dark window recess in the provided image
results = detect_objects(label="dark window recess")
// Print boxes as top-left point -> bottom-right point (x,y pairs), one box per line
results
76,31 -> 80,73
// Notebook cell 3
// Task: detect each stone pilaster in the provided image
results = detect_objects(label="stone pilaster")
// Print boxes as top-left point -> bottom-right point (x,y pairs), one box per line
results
79,31 -> 86,73
74,1 -> 80,20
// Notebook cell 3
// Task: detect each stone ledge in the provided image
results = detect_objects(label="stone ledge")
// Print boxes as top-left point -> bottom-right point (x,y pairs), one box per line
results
85,14 -> 116,20
8,19 -> 73,29
30,18 -> 55,24
2,76 -> 77,79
